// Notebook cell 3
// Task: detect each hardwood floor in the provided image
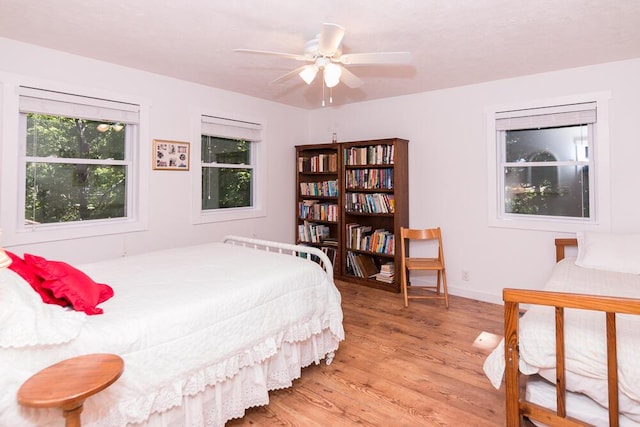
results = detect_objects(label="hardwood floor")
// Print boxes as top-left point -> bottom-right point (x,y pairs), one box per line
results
228,280 -> 507,426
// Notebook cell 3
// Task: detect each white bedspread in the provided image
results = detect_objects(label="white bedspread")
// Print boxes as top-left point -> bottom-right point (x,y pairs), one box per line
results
483,258 -> 640,420
0,242 -> 344,426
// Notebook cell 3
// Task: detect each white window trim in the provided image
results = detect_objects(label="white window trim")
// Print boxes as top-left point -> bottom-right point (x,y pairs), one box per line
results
0,75 -> 150,246
486,91 -> 611,233
191,109 -> 267,224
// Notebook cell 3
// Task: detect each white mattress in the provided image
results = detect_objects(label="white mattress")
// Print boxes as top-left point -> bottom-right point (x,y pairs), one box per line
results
483,257 -> 640,422
0,242 -> 345,426
526,376 -> 638,427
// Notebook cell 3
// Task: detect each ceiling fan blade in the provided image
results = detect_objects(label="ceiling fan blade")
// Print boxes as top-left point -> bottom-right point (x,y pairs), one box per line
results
339,66 -> 364,89
234,48 -> 307,61
318,23 -> 345,56
270,65 -> 310,84
337,52 -> 412,65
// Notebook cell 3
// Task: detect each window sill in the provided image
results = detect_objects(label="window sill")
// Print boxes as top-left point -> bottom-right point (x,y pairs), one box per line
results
488,215 -> 607,233
2,218 -> 148,246
192,207 -> 266,224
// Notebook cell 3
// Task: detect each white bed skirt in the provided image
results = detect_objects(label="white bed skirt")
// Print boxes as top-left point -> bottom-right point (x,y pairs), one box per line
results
131,328 -> 339,427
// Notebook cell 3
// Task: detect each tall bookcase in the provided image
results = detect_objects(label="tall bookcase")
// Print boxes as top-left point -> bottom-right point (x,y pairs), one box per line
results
295,143 -> 341,278
296,138 -> 408,292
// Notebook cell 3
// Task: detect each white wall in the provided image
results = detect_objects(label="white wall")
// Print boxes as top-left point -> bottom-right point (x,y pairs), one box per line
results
308,58 -> 640,303
0,38 -> 306,263
3,36 -> 639,304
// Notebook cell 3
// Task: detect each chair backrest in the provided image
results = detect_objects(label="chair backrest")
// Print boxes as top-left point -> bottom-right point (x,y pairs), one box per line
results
400,227 -> 445,264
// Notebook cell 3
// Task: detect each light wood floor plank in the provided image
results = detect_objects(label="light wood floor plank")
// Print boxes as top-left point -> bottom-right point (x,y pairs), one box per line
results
227,280 -> 506,426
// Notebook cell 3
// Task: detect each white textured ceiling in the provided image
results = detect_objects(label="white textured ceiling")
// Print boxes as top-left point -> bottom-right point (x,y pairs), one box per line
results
1,0 -> 640,109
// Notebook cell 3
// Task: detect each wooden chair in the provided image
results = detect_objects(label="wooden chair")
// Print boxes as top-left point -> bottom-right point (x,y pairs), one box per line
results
399,227 -> 449,308
17,353 -> 124,427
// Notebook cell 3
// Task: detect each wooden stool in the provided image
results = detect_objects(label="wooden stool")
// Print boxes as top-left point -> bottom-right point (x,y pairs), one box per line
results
17,353 -> 124,427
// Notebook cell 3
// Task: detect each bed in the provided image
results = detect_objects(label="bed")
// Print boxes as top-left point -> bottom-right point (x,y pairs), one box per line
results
0,235 -> 345,426
483,233 -> 640,426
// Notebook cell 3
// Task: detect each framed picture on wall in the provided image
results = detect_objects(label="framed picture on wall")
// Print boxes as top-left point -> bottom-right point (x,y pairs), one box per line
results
153,139 -> 190,171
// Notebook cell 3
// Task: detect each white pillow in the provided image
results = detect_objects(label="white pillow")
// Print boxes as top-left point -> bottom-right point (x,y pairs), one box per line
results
0,269 -> 86,348
576,231 -> 640,274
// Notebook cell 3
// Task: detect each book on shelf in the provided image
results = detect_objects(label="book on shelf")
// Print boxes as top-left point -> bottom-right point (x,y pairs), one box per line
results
298,200 -> 338,222
356,254 -> 379,278
345,252 -> 380,278
380,262 -> 395,274
374,262 -> 395,283
344,144 -> 395,166
345,168 -> 393,190
298,221 -> 331,243
346,223 -> 372,250
346,224 -> 395,255
300,180 -> 338,197
345,193 -> 395,214
298,153 -> 338,173
322,237 -> 339,246
373,273 -> 395,283
345,251 -> 358,276
321,246 -> 337,266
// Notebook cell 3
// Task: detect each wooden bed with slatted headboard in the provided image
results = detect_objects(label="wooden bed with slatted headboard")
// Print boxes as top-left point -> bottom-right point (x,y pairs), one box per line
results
502,238 -> 640,427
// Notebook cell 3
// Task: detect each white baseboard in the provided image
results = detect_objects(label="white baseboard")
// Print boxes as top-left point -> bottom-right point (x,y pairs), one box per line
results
407,278 -> 503,306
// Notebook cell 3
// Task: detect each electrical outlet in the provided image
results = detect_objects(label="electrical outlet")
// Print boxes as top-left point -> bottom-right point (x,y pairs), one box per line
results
462,270 -> 470,281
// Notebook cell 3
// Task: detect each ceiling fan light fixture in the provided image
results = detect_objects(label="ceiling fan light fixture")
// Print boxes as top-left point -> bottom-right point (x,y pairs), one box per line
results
323,62 -> 342,88
299,65 -> 318,85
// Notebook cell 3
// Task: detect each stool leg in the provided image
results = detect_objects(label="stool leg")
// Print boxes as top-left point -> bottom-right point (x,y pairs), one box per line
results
62,402 -> 84,427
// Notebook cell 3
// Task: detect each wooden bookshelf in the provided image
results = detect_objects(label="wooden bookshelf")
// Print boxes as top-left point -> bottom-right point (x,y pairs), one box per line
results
296,138 -> 408,292
295,143 -> 341,277
341,138 -> 408,292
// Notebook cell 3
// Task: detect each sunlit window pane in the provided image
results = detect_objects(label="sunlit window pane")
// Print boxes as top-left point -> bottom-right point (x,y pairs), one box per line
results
201,135 -> 253,210
201,167 -> 253,209
23,113 -> 129,225
26,114 -> 126,160
25,163 -> 126,224
201,136 -> 250,164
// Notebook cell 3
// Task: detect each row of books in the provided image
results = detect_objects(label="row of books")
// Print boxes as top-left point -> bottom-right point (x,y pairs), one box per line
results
298,221 -> 330,243
298,153 -> 338,172
344,144 -> 394,166
345,168 -> 393,190
321,246 -> 337,267
345,193 -> 395,214
346,251 -> 379,278
297,245 -> 336,267
346,224 -> 395,255
300,180 -> 338,197
298,200 -> 338,222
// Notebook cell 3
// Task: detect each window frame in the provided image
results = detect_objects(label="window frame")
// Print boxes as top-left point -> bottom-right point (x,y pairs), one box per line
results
201,135 -> 255,210
19,114 -> 136,227
0,79 -> 150,246
191,109 -> 266,224
486,92 -> 611,232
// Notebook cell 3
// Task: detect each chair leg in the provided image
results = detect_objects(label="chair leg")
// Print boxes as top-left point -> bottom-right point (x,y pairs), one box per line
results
441,269 -> 449,309
401,268 -> 409,307
436,271 -> 441,295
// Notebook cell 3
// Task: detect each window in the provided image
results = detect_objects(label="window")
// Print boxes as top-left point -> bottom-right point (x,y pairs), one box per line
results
488,93 -> 611,232
0,86 -> 147,245
201,136 -> 253,210
193,114 -> 265,223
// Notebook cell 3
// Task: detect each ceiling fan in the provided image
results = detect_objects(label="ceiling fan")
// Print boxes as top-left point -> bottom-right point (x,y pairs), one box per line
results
234,23 -> 411,95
